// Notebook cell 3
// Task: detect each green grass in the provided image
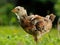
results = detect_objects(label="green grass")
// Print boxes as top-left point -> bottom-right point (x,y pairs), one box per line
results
0,26 -> 60,45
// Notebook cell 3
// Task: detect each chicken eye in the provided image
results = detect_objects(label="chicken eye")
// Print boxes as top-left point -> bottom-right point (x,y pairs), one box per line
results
17,8 -> 20,11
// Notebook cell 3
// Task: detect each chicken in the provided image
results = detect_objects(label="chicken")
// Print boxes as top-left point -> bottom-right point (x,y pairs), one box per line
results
12,6 -> 56,42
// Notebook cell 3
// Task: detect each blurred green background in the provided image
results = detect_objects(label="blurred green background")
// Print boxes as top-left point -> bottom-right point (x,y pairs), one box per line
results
0,0 -> 60,45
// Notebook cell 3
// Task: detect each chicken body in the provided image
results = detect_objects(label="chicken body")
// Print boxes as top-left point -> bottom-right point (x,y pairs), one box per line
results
12,6 -> 56,42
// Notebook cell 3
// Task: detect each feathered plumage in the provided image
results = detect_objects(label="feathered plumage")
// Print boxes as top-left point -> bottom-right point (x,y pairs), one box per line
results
12,6 -> 56,42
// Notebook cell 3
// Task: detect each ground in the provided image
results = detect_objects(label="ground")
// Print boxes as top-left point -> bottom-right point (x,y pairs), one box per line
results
0,26 -> 60,45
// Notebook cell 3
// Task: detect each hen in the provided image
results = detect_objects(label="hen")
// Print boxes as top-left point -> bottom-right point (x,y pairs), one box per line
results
12,6 -> 56,42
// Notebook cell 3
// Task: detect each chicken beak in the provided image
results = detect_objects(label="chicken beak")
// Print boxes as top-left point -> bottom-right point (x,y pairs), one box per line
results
11,9 -> 18,13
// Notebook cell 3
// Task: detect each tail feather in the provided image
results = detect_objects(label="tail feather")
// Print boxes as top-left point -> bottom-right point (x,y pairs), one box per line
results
46,14 -> 56,22
49,14 -> 56,22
